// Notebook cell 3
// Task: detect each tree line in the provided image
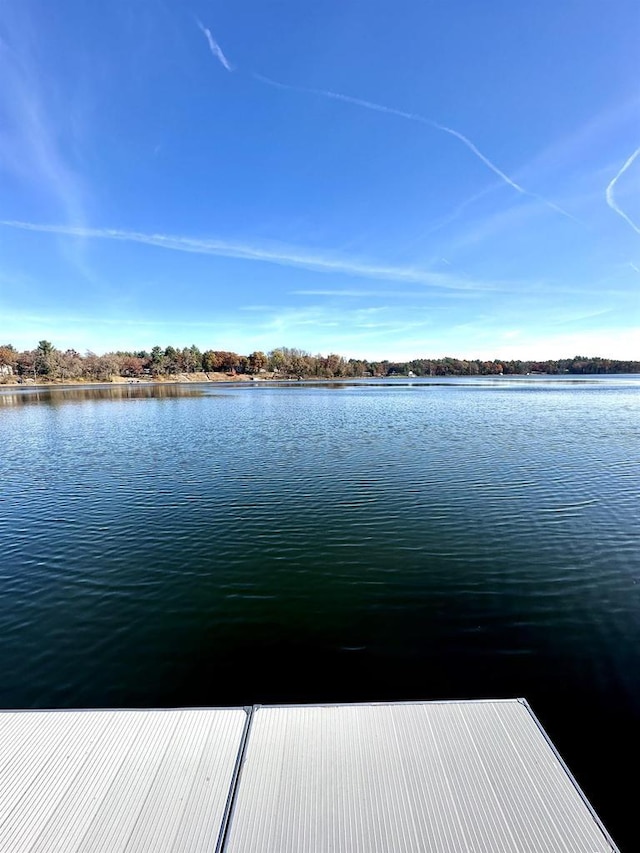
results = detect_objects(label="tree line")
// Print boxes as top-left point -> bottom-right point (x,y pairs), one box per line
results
0,341 -> 638,382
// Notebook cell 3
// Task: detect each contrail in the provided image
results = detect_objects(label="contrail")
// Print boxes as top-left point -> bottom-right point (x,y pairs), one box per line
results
196,20 -> 233,71
606,146 -> 640,235
0,220 -> 492,291
254,73 -> 525,192
253,73 -> 576,221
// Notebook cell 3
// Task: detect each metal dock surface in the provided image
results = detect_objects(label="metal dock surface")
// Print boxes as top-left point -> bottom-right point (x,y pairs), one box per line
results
0,700 -> 618,852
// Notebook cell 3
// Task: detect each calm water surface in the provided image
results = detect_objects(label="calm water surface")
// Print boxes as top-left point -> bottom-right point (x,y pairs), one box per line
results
1,377 -> 638,847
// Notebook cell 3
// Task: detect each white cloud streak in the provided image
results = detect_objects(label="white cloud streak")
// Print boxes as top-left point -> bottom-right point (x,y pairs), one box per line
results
606,146 -> 640,235
0,219 -> 496,292
196,20 -> 233,71
292,289 -> 418,298
0,28 -> 84,223
291,289 -> 465,301
253,74 -> 575,221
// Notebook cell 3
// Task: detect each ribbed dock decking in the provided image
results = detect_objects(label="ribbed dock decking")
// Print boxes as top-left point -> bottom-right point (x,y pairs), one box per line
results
0,700 -> 618,852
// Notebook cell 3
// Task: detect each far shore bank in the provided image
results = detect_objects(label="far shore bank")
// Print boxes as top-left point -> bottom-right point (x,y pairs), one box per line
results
0,371 -> 281,388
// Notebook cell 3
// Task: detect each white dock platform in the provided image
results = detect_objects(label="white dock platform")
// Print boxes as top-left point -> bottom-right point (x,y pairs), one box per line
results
0,700 -> 618,852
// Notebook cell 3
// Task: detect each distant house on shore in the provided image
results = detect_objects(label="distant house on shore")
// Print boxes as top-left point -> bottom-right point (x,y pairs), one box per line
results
0,364 -> 13,376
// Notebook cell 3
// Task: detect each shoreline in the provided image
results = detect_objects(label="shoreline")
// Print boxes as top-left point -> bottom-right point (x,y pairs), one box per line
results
0,372 -> 274,389
2,373 -> 638,392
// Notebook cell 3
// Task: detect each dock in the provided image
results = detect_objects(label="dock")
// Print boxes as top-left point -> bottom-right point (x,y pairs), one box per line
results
0,699 -> 618,851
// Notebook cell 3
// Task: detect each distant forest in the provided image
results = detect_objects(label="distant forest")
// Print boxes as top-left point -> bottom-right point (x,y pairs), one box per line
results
1,341 -> 638,382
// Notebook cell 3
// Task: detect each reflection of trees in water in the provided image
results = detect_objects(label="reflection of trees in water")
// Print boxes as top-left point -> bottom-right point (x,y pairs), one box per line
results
0,385 -> 210,407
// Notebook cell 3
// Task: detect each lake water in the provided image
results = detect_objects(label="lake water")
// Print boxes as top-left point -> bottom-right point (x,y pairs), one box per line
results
1,376 -> 638,848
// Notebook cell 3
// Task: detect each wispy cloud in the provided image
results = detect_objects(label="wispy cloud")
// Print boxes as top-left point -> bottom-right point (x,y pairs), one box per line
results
441,193 -> 563,253
291,288 -> 469,300
0,25 -> 84,223
292,289 -> 396,298
0,220 -> 495,291
253,74 -> 575,221
196,20 -> 233,71
518,97 -> 640,182
606,146 -> 640,235
549,308 -> 613,326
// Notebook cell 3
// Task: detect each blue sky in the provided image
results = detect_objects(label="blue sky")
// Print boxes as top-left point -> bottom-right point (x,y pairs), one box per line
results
1,0 -> 639,359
